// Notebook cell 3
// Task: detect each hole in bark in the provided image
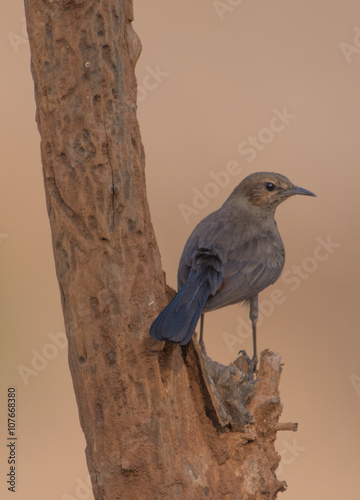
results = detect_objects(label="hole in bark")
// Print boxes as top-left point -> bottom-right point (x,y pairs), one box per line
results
158,343 -> 177,383
62,248 -> 70,271
88,215 -> 97,230
79,356 -> 86,365
96,13 -> 105,36
111,184 -> 119,195
45,19 -> 52,33
106,350 -> 116,364
74,143 -> 85,155
95,403 -> 104,425
89,297 -> 100,317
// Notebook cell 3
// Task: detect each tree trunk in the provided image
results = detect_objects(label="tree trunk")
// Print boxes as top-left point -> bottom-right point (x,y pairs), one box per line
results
24,1 -> 294,498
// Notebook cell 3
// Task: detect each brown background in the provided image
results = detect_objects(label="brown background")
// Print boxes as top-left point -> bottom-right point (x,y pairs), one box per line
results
1,1 -> 360,498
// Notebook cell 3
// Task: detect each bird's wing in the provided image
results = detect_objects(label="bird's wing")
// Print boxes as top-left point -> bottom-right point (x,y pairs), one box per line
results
204,232 -> 285,311
177,212 -> 225,290
178,246 -> 226,296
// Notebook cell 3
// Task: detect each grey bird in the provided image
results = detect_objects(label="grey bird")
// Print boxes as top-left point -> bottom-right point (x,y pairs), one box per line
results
150,172 -> 316,371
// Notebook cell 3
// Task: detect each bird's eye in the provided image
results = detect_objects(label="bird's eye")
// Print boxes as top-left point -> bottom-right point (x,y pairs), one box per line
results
265,182 -> 275,191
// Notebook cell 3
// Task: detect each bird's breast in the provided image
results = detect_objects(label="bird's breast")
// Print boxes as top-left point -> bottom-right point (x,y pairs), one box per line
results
203,228 -> 285,312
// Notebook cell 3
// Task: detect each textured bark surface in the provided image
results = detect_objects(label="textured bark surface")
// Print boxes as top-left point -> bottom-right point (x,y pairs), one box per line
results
24,1 -> 295,498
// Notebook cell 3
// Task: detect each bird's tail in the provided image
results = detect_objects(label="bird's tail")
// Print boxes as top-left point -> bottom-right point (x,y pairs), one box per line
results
149,270 -> 211,345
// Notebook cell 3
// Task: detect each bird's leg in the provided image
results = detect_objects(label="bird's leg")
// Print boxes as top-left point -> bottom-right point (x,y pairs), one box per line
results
199,313 -> 206,354
249,295 -> 259,375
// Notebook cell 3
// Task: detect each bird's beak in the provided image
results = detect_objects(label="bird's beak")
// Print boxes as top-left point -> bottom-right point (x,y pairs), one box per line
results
284,185 -> 317,198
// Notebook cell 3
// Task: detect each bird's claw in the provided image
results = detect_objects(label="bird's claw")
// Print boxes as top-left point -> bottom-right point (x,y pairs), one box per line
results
238,350 -> 257,378
249,354 -> 258,377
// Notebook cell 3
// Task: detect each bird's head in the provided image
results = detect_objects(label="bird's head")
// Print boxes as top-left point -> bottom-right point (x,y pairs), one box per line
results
231,172 -> 316,213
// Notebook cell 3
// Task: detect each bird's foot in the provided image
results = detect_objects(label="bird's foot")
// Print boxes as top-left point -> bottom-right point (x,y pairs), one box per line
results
249,354 -> 258,377
238,350 -> 257,379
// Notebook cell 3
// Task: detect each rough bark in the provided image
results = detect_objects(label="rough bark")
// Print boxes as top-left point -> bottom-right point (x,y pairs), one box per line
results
24,1 -> 295,498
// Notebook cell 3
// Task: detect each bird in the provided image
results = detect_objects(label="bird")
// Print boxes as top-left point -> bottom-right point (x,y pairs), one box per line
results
150,172 -> 316,371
